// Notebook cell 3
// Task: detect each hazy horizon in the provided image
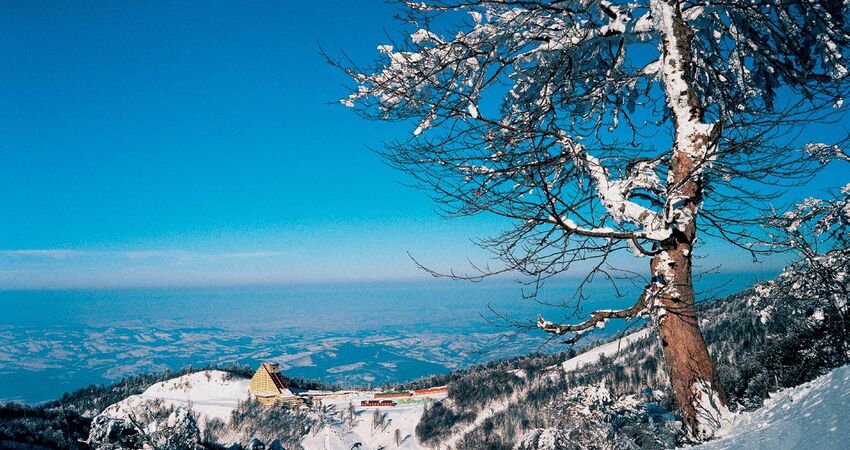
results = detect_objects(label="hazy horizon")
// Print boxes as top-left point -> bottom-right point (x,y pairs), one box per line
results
0,269 -> 774,403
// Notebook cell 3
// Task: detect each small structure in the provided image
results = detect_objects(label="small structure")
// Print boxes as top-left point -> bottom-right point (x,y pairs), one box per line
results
413,386 -> 448,396
248,362 -> 300,406
374,391 -> 413,399
361,399 -> 396,407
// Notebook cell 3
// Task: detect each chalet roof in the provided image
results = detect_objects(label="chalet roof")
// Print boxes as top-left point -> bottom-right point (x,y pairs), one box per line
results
268,370 -> 287,391
262,363 -> 288,392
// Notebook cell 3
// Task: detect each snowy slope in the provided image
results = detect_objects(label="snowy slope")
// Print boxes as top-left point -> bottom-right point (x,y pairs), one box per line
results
439,375 -> 527,450
90,337 -> 850,450
100,370 -> 250,427
301,391 -> 447,450
692,364 -> 850,450
93,369 -> 443,449
561,328 -> 652,372
436,331 -> 652,449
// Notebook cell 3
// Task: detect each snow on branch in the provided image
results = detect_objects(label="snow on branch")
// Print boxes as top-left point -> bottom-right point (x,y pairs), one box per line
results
537,283 -> 658,338
558,136 -> 669,241
335,0 -> 850,288
777,183 -> 850,240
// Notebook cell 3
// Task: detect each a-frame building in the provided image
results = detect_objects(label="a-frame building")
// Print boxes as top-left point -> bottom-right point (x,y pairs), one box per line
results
249,362 -> 297,405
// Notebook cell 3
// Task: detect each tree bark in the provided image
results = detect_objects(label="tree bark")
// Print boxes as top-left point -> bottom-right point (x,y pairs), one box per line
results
652,244 -> 729,439
650,0 -> 731,438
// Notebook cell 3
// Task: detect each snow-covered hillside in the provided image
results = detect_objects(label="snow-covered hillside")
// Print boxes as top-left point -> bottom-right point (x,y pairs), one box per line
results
86,331 -> 849,450
92,370 -> 249,431
137,370 -> 250,423
692,364 -> 850,450
91,369 -> 445,449
561,328 -> 652,372
301,395 -> 441,450
107,330 -> 644,450
88,371 -> 252,449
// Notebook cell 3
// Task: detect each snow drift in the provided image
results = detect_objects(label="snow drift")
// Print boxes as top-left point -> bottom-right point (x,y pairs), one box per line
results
692,364 -> 850,450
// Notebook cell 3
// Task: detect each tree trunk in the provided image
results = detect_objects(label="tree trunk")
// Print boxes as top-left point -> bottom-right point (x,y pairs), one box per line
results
651,244 -> 729,439
650,0 -> 731,438
652,120 -> 730,438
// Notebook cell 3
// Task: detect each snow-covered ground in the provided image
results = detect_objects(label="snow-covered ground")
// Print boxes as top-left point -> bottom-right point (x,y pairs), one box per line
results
439,330 -> 653,449
93,344 -> 850,449
100,370 -> 250,427
301,391 -> 447,450
138,370 -> 250,423
96,369 -> 445,449
561,328 -> 652,372
439,375 -> 526,450
692,364 -> 850,450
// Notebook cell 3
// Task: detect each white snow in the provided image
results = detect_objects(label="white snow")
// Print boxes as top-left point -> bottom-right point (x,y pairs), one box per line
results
441,330 -> 655,450
95,369 -> 448,449
92,342 -> 850,450
138,370 -> 250,423
301,390 -> 447,450
560,136 -> 669,241
439,383 -> 525,450
652,0 -> 716,163
690,379 -> 734,440
561,328 -> 652,372
99,370 -> 250,429
691,364 -> 850,450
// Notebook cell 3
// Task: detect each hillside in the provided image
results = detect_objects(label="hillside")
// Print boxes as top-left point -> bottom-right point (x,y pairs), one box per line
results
81,296 -> 848,450
408,248 -> 850,449
88,369 -> 448,449
89,370 -> 250,443
84,330 -> 662,449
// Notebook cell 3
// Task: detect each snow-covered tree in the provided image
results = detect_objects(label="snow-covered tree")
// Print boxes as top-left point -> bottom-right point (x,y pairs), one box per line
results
764,145 -> 850,369
338,0 -> 849,439
771,143 -> 850,261
88,400 -> 204,450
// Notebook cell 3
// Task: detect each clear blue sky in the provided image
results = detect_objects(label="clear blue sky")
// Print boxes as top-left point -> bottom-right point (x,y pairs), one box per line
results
0,1 -> 846,289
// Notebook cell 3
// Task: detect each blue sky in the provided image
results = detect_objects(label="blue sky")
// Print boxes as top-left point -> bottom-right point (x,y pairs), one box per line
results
0,1 -> 846,289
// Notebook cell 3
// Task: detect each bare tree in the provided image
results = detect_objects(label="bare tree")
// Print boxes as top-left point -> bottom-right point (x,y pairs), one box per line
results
346,402 -> 356,430
371,408 -> 391,436
337,0 -> 849,439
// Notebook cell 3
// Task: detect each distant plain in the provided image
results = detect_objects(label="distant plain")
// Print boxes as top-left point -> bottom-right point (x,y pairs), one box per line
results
0,273 -> 768,403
